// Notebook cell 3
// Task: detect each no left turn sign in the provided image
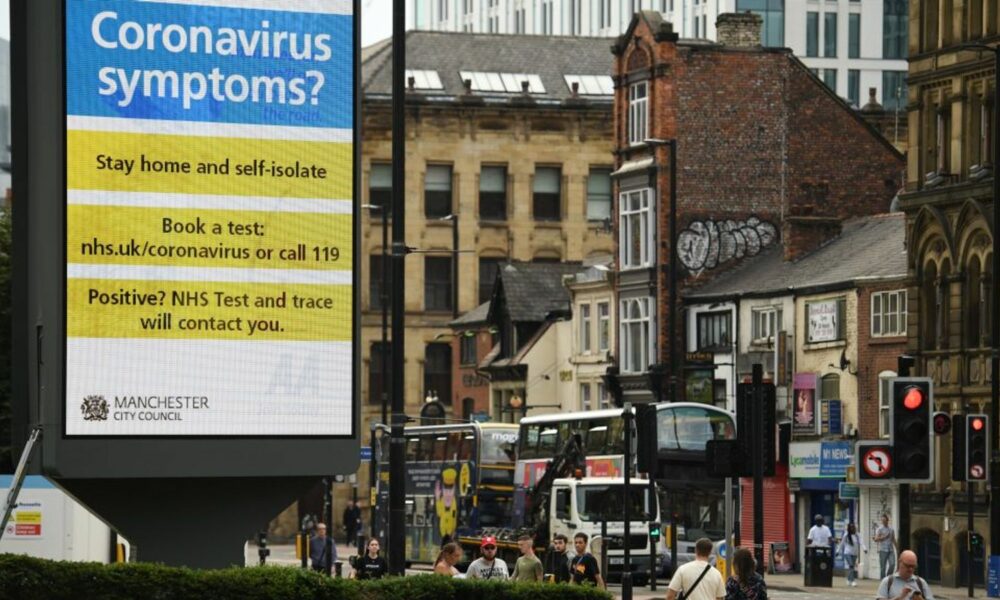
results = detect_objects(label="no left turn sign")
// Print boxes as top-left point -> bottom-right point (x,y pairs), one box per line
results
857,443 -> 894,481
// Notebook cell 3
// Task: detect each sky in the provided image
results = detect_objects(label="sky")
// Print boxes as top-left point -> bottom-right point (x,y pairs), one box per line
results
0,1 -> 393,46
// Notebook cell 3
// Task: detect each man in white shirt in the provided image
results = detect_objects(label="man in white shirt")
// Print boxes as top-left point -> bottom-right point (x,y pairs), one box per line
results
806,514 -> 833,547
666,538 -> 726,600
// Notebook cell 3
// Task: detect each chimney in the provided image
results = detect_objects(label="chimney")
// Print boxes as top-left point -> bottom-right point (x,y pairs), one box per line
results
716,12 -> 762,48
781,216 -> 842,262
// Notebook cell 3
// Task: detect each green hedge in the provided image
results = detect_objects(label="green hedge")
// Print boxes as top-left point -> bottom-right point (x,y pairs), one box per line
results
0,554 -> 612,600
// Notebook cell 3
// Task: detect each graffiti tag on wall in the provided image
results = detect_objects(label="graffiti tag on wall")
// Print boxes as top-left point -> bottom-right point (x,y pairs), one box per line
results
677,216 -> 777,275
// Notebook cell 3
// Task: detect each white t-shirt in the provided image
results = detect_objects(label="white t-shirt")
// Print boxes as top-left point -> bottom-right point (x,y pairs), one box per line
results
668,559 -> 726,600
807,524 -> 833,547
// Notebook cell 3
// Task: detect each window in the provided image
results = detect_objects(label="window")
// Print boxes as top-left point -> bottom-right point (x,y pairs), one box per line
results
533,167 -> 561,221
737,0 -> 784,46
628,82 -> 649,145
369,163 -> 391,211
479,257 -> 504,304
587,168 -> 613,222
424,343 -> 452,405
806,297 -> 846,343
425,256 -> 453,311
569,0 -> 582,34
806,12 -> 819,57
848,69 -> 860,107
751,307 -> 781,342
820,373 -> 840,400
580,383 -> 591,411
369,342 -> 390,405
599,0 -> 611,29
479,165 -> 507,220
541,0 -> 553,34
871,290 -> 907,337
883,0 -> 907,58
824,12 -> 837,57
580,304 -> 592,353
460,333 -> 477,365
974,94 -> 993,168
598,302 -> 610,352
619,188 -> 654,269
878,370 -> 896,438
620,297 -> 654,374
425,164 -> 452,218
882,71 -> 907,112
597,383 -> 612,409
824,68 -> 837,92
848,14 -> 860,58
697,311 -> 731,351
935,108 -> 950,174
370,255 -> 389,310
438,0 -> 448,20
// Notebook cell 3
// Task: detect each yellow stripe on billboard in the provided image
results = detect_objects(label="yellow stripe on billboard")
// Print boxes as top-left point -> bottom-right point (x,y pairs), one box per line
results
67,129 -> 352,198
67,279 -> 351,341
67,205 -> 352,271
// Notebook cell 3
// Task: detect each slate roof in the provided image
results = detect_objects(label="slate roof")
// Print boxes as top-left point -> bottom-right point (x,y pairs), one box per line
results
684,213 -> 907,300
450,301 -> 491,327
491,261 -> 584,322
362,31 -> 615,104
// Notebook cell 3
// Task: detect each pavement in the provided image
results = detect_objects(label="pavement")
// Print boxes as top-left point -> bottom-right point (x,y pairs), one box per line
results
249,545 -> 974,600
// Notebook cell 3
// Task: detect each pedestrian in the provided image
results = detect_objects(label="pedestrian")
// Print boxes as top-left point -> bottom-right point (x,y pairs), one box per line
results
467,535 -> 509,580
543,533 -> 572,583
837,522 -> 867,587
876,549 -> 934,600
343,500 -> 361,546
666,537 -> 726,600
353,537 -> 388,580
309,523 -> 336,573
873,514 -> 899,579
569,532 -> 605,588
725,548 -> 768,600
511,534 -> 544,582
433,542 -> 463,576
806,514 -> 833,547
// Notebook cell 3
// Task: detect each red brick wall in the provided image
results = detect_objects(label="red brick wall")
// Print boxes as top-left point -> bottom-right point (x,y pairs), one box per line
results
450,328 -> 495,417
856,281 -> 909,440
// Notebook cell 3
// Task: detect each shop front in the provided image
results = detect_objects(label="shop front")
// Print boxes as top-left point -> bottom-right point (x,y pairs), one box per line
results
789,441 -> 853,570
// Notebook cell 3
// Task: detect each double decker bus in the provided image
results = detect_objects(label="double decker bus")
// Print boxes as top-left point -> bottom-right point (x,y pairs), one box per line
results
514,403 -> 735,567
372,422 -> 518,564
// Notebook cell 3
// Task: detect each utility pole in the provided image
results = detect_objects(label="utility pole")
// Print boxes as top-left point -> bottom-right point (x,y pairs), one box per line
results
752,364 -> 765,575
623,403 -> 633,600
387,0 -> 407,577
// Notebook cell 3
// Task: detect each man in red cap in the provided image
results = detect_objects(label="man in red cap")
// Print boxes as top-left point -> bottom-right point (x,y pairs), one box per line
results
466,535 -> 509,580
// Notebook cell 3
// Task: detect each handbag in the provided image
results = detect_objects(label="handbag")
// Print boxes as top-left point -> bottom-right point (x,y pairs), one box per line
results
679,564 -> 713,600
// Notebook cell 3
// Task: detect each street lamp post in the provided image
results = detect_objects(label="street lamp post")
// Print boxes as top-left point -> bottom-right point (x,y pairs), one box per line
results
958,43 -> 1000,572
363,204 -> 390,426
440,214 -> 459,318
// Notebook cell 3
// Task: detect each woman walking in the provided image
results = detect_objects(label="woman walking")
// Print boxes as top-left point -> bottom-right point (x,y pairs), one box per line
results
837,522 -> 867,587
725,548 -> 768,600
433,542 -> 463,576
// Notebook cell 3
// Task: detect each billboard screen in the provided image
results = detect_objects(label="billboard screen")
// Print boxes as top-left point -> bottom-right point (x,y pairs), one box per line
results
64,0 -> 355,436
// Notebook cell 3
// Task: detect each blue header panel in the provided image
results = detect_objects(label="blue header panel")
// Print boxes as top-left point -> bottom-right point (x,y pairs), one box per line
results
66,0 -> 352,128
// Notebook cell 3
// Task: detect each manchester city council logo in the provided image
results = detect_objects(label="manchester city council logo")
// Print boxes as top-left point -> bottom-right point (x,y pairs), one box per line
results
81,395 -> 109,421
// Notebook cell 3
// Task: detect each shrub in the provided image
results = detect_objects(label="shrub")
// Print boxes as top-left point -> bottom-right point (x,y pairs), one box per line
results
0,554 -> 612,600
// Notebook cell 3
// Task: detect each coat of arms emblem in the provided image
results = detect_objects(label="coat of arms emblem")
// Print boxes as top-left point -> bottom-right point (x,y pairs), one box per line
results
81,395 -> 109,421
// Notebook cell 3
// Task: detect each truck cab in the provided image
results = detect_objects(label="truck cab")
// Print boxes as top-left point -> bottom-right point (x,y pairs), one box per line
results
549,477 -> 659,583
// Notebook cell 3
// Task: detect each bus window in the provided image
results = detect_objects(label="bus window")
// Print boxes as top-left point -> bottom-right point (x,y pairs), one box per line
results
520,424 -> 541,459
482,429 -> 518,463
607,417 -> 625,455
446,432 -> 464,461
459,434 -> 474,461
432,436 -> 448,462
538,427 -> 559,456
586,420 -> 609,454
658,406 -> 733,451
416,435 -> 434,461
405,437 -> 420,462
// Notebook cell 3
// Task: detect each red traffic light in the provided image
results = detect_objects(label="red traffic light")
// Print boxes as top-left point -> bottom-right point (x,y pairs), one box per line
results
933,412 -> 952,435
972,418 -> 985,432
903,387 -> 925,410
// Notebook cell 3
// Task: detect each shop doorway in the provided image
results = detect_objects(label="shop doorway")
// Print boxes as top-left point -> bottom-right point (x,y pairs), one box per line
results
913,529 -> 941,582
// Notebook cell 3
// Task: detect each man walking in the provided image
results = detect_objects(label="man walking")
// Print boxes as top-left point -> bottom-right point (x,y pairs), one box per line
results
309,523 -> 336,573
511,534 -> 544,582
343,500 -> 361,547
467,535 -> 509,580
806,514 -> 833,548
667,538 -> 725,600
544,533 -> 571,583
570,532 -> 605,588
874,514 -> 899,579
877,550 -> 934,600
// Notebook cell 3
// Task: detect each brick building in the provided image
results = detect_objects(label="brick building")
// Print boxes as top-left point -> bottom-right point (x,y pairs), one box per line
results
610,11 -> 904,404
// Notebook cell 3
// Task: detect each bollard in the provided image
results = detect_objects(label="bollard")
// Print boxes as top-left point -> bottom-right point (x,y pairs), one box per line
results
299,529 -> 309,570
334,560 -> 343,578
357,531 -> 366,555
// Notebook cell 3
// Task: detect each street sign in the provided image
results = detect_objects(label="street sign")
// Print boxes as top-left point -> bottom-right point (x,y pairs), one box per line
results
857,442 -> 893,482
360,446 -> 372,461
838,482 -> 860,500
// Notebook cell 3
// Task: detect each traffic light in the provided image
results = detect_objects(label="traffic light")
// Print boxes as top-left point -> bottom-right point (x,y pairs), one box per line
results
635,403 -> 658,475
891,378 -> 933,482
966,414 -> 989,482
648,522 -> 662,544
736,382 -> 776,477
932,412 -> 952,435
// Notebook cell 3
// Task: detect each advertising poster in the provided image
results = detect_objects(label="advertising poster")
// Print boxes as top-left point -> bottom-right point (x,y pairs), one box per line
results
793,373 -> 818,435
807,300 -> 839,343
64,0 -> 355,435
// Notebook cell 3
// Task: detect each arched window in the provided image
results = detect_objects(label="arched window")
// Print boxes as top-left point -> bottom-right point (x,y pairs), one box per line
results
820,373 -> 840,401
967,256 -> 982,347
922,261 -> 938,349
939,260 -> 952,348
984,253 -> 993,347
